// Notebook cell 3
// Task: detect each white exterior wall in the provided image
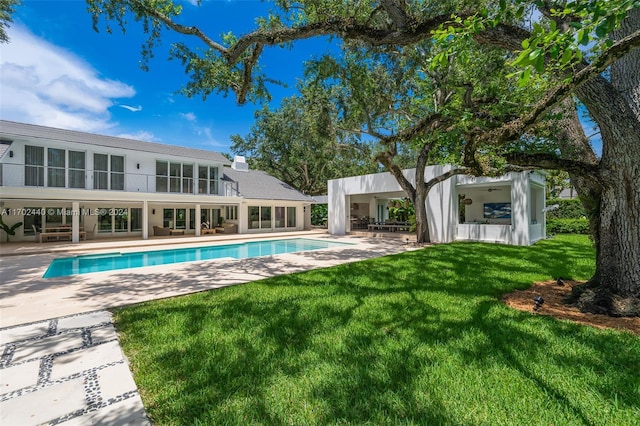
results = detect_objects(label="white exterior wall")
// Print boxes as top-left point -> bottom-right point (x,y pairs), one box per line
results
0,138 -> 225,193
511,172 -> 530,245
0,135 -> 309,242
330,167 -> 545,246
329,165 -> 456,242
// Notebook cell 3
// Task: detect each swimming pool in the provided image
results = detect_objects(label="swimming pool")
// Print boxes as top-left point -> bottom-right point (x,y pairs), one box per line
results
43,238 -> 351,278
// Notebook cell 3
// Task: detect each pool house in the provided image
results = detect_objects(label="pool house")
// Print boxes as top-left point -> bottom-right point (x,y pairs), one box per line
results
328,165 -> 546,246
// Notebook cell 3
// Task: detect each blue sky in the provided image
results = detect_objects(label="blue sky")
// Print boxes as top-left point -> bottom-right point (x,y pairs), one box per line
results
1,0 -> 337,153
1,1 -> 601,156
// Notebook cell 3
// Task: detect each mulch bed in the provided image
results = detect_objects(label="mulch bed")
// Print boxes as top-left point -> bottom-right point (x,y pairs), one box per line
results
502,280 -> 640,335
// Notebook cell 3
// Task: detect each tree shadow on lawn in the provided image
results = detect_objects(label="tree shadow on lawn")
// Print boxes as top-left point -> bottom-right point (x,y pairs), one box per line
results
115,237 -> 637,424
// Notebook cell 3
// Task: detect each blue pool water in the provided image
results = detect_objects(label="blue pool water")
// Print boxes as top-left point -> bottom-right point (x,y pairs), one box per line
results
43,238 -> 351,278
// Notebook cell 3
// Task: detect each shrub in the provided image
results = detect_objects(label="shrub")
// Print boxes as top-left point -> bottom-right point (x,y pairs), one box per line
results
547,218 -> 590,234
311,204 -> 328,226
546,198 -> 586,219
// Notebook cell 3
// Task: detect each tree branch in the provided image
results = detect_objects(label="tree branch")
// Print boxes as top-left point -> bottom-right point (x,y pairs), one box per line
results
466,27 -> 640,169
381,112 -> 449,144
425,167 -> 469,191
505,152 -> 600,175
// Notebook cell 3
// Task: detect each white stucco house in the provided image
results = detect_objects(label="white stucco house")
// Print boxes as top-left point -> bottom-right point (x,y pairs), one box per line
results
0,120 -> 313,243
328,165 -> 546,246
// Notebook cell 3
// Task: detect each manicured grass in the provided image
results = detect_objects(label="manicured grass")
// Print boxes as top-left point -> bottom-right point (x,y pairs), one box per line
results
113,235 -> 640,425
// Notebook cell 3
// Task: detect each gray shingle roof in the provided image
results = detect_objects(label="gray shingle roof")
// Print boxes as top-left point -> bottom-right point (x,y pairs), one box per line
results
0,120 -> 230,165
223,168 -> 313,202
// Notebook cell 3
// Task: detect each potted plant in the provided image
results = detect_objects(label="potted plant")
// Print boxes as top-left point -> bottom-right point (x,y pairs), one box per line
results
0,216 -> 23,242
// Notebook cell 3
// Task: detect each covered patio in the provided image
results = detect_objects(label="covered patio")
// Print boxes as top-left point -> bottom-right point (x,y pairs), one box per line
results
328,166 -> 546,246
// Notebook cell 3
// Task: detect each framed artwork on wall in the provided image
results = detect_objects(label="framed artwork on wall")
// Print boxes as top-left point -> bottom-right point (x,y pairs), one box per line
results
484,202 -> 511,219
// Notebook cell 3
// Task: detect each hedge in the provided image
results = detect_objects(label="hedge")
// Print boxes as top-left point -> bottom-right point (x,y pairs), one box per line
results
546,218 -> 590,234
546,198 -> 586,219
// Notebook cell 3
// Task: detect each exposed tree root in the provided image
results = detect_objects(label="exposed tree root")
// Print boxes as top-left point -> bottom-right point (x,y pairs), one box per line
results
565,281 -> 640,318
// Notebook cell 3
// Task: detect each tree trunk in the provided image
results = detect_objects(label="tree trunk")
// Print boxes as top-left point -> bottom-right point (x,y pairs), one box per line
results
569,9 -> 640,315
575,75 -> 640,313
414,163 -> 431,244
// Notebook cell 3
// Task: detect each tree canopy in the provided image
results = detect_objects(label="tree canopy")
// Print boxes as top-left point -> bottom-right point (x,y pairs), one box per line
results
88,0 -> 640,314
230,85 -> 379,195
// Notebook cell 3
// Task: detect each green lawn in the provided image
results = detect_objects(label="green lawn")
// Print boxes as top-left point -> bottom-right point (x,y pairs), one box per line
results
113,235 -> 640,425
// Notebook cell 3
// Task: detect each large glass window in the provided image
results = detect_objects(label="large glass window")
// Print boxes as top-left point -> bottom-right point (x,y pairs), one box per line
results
261,206 -> 271,229
25,145 -> 44,186
23,207 -> 43,236
46,207 -> 63,228
176,209 -> 187,229
225,205 -> 238,220
114,208 -> 128,233
95,207 -> 140,233
68,151 -> 85,189
201,209 -> 211,229
287,207 -> 296,228
98,209 -> 112,233
189,209 -> 196,230
197,165 -> 219,195
198,166 -> 208,194
163,209 -> 174,228
156,161 -> 168,192
275,207 -> 285,228
130,208 -> 142,232
47,148 -> 65,188
157,161 -> 194,193
183,164 -> 193,194
248,206 -> 260,229
94,154 -> 109,190
111,155 -> 124,190
169,162 -> 181,193
209,167 -> 219,195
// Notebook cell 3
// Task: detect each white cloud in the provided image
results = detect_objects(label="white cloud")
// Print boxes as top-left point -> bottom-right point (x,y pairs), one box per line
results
119,104 -> 143,112
0,24 -> 135,132
193,126 -> 225,148
180,112 -> 197,121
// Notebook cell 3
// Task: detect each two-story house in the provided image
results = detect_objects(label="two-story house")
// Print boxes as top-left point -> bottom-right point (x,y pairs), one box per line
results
0,120 -> 313,242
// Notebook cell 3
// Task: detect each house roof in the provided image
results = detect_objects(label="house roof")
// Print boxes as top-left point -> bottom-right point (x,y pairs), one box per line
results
223,168 -> 313,202
0,120 -> 231,165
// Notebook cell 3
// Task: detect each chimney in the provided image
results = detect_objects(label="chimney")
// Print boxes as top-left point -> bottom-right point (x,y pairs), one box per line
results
231,155 -> 249,172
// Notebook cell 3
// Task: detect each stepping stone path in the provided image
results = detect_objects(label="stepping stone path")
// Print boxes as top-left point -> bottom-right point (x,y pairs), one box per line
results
0,311 -> 150,425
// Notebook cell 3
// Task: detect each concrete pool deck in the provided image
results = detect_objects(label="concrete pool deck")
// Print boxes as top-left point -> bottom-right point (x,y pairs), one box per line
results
0,231 -> 414,327
1,232 -> 415,425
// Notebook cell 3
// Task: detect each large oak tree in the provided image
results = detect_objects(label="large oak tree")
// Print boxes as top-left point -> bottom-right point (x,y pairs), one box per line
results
88,0 -> 640,315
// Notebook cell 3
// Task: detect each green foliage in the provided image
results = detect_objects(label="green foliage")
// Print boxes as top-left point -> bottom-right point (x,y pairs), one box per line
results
231,87 -> 378,195
0,0 -> 19,43
547,218 -> 590,234
388,200 -> 414,222
114,235 -> 639,425
505,0 -> 638,86
430,1 -> 639,86
545,170 -> 571,198
310,203 -> 328,226
546,198 -> 587,219
0,216 -> 23,242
